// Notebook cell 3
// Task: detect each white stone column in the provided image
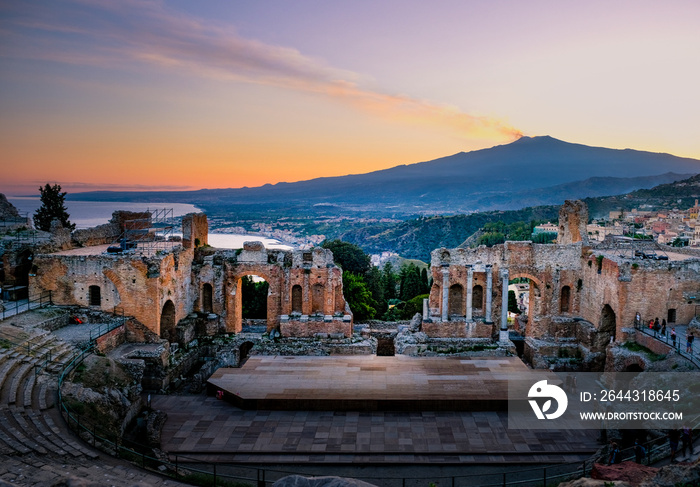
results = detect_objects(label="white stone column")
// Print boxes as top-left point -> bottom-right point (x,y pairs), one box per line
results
500,268 -> 509,343
465,265 -> 474,322
441,266 -> 449,322
485,265 -> 493,324
423,298 -> 429,321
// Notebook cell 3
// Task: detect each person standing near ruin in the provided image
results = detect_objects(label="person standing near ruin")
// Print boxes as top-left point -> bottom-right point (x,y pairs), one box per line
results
653,317 -> 660,336
681,425 -> 692,457
608,441 -> 621,465
687,333 -> 695,353
668,429 -> 681,462
661,319 -> 667,337
634,439 -> 646,464
671,327 -> 677,348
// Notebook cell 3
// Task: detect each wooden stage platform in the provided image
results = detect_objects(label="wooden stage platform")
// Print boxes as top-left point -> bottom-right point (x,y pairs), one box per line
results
207,355 -> 529,411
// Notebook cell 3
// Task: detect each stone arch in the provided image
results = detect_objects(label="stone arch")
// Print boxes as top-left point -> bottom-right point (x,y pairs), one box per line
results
311,283 -> 324,314
598,304 -> 616,349
508,272 -> 545,335
473,285 -> 484,310
448,284 -> 464,316
291,285 -> 303,313
202,283 -> 213,314
226,268 -> 279,334
160,300 -> 176,342
560,285 -> 571,313
88,285 -> 101,306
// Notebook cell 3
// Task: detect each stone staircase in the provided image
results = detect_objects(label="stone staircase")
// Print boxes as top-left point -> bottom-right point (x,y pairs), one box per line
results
0,334 -> 99,462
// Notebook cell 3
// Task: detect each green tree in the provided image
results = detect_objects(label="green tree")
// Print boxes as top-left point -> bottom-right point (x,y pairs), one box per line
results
401,293 -> 429,320
399,263 -> 423,301
508,290 -> 520,314
33,183 -> 75,231
365,266 -> 387,316
241,276 -> 269,319
342,272 -> 376,321
531,232 -> 557,244
382,262 -> 397,301
321,239 -> 371,274
420,267 -> 430,294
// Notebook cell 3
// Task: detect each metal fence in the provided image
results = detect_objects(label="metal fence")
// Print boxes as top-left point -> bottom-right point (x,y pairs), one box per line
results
0,290 -> 52,320
634,320 -> 700,369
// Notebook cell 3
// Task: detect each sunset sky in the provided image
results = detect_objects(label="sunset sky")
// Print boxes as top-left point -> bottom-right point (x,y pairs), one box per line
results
1,1 -> 699,196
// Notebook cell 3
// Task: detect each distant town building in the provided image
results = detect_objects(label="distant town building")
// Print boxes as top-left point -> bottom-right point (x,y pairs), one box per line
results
532,222 -> 558,235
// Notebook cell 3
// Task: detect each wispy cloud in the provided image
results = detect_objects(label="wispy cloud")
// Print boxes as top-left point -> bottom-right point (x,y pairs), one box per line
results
1,0 -> 522,140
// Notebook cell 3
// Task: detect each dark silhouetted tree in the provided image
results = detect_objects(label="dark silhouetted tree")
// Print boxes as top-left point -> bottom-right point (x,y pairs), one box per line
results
508,290 -> 520,314
321,240 -> 371,275
33,183 -> 75,231
382,263 -> 397,301
241,276 -> 269,319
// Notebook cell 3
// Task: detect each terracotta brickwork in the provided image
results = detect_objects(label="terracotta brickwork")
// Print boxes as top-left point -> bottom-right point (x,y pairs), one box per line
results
182,213 -> 208,248
426,200 -> 700,354
204,243 -> 351,336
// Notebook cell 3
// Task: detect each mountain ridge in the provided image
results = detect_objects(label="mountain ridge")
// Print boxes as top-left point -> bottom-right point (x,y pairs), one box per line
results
67,136 -> 700,216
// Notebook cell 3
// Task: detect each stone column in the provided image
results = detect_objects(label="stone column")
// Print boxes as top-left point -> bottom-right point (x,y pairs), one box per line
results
441,266 -> 449,322
485,265 -> 493,324
465,265 -> 474,322
303,270 -> 310,316
423,298 -> 430,322
500,268 -> 509,343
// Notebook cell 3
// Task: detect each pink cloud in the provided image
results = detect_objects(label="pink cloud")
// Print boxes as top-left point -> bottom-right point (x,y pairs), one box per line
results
1,0 -> 522,140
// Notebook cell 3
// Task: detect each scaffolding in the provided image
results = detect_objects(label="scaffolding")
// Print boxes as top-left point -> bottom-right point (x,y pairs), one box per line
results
108,208 -> 179,256
596,235 -> 668,260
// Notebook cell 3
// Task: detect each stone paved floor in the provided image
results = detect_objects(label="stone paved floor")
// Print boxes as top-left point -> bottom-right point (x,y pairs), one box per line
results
155,393 -> 600,464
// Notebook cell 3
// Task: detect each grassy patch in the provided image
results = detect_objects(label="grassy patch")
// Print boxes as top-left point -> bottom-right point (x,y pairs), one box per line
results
621,341 -> 666,361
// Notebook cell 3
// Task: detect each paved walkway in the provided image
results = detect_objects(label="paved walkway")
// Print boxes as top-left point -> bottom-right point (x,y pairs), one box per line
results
154,393 -> 600,464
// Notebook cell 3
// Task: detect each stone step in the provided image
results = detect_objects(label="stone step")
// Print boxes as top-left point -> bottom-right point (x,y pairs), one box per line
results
0,409 -> 47,455
38,383 -> 51,411
46,346 -> 79,375
9,407 -> 68,456
22,372 -> 36,409
27,411 -> 84,458
43,414 -> 99,460
8,361 -> 36,406
0,424 -> 31,455
0,357 -> 21,401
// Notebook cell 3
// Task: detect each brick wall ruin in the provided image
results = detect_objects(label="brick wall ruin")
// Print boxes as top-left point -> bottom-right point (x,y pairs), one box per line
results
425,200 -> 700,363
30,217 -> 352,342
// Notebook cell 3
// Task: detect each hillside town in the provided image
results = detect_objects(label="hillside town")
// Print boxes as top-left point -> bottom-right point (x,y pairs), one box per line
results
587,199 -> 700,246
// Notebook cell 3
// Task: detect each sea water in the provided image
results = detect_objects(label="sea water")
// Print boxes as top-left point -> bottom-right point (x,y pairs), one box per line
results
8,197 -> 291,250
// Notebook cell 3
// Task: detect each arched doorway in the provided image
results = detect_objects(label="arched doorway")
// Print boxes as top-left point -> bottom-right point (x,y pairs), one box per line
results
241,275 -> 269,320
598,304 -> 616,349
291,285 -> 303,313
160,300 -> 176,342
560,285 -> 571,313
448,284 -> 464,317
89,285 -> 101,306
202,283 -> 213,313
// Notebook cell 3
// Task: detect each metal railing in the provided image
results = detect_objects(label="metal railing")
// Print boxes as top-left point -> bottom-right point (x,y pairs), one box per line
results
634,320 -> 700,369
0,290 -> 52,320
